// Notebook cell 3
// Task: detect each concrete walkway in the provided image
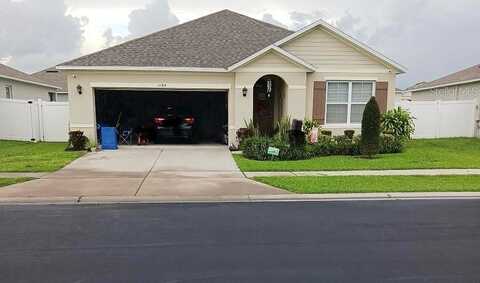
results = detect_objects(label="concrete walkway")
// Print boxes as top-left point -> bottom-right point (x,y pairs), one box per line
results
0,145 -> 287,198
245,169 -> 480,178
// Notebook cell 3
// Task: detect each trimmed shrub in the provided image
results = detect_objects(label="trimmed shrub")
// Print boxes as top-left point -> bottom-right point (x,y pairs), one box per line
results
333,135 -> 355,155
380,134 -> 405,154
242,136 -> 311,161
381,107 -> 415,140
242,136 -> 272,160
351,135 -> 362,156
344,130 -> 355,139
66,131 -> 89,151
361,97 -> 381,158
308,135 -> 334,157
321,130 -> 332,137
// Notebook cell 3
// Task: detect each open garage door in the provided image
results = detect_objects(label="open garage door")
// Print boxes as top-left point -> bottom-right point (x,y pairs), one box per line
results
95,89 -> 228,144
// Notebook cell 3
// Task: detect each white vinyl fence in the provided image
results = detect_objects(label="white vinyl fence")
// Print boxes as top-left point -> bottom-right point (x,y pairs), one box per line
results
396,100 -> 479,139
0,98 -> 69,142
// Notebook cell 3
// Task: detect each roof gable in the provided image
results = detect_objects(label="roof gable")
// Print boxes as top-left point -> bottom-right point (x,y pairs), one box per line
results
59,10 -> 293,69
229,46 -> 315,72
32,67 -> 68,92
0,64 -> 59,89
274,19 -> 407,74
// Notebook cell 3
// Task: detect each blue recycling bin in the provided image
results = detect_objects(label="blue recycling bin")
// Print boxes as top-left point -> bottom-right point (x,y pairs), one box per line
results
101,127 -> 118,150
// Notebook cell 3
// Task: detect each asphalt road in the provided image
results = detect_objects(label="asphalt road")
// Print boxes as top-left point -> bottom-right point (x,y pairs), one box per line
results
1,200 -> 480,283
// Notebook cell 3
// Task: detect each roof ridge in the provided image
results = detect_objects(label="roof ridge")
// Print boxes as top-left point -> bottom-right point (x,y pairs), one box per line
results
220,9 -> 293,33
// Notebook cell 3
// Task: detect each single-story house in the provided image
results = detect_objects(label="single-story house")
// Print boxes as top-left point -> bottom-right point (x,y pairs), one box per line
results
0,63 -> 61,101
410,64 -> 480,102
32,67 -> 69,102
57,9 -> 406,146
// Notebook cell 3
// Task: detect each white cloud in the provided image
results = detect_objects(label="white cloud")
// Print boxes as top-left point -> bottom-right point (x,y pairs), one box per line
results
99,0 -> 179,47
0,0 -> 86,72
262,13 -> 289,29
128,0 -> 179,37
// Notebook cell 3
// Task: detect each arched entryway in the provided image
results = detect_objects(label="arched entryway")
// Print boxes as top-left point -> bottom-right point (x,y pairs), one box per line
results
253,75 -> 287,135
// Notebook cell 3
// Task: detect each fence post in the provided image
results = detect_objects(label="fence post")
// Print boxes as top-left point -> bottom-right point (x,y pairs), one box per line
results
436,100 -> 441,138
37,99 -> 44,142
27,100 -> 36,142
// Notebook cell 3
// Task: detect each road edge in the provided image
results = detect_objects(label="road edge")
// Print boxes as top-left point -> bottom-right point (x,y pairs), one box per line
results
1,192 -> 480,205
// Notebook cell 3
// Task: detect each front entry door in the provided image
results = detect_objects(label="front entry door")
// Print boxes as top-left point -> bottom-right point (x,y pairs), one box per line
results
253,78 -> 275,135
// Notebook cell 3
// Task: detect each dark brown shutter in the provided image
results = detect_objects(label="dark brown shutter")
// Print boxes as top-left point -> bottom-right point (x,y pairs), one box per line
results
313,81 -> 327,125
375,82 -> 388,113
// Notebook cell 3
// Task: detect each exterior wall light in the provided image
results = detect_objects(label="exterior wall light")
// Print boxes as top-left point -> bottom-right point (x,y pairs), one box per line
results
76,85 -> 83,95
242,87 -> 248,97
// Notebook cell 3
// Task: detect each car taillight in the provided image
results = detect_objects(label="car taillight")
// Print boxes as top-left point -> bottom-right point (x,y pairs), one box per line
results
184,117 -> 195,125
154,117 -> 165,125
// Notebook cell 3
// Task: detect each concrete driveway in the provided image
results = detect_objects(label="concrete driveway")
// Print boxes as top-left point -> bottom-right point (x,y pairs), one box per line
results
0,145 -> 286,198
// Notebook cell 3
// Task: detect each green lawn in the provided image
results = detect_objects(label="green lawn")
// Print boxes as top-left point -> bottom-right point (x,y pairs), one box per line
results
0,178 -> 34,188
255,175 -> 480,194
0,140 -> 85,172
234,138 -> 480,172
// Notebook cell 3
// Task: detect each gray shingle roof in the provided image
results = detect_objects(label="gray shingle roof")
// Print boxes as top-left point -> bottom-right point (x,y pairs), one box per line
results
0,63 -> 58,88
32,67 -> 68,92
412,64 -> 480,90
60,10 -> 293,69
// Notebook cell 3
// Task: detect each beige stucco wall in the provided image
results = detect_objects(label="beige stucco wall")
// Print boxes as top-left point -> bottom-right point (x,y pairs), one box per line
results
0,77 -> 56,101
65,70 -> 236,144
412,82 -> 480,102
234,51 -> 309,130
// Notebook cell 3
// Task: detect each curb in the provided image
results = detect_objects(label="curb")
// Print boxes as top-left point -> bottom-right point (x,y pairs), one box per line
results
1,192 -> 480,205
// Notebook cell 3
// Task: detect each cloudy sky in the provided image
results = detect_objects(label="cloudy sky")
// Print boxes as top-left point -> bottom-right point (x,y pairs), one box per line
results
0,0 -> 479,88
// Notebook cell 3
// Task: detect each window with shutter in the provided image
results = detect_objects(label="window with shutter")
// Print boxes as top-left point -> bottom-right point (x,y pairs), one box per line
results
325,81 -> 375,125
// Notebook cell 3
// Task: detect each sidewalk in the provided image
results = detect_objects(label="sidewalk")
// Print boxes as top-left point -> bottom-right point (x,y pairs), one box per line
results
245,169 -> 480,177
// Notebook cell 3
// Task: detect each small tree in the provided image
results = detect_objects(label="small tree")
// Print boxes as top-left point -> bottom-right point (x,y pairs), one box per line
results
361,97 -> 381,158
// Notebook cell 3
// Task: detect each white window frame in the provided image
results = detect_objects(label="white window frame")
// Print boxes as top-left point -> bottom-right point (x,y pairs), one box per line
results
325,80 -> 376,127
5,85 -> 13,99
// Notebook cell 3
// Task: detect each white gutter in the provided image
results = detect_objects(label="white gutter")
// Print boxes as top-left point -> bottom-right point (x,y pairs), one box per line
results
56,65 -> 228,73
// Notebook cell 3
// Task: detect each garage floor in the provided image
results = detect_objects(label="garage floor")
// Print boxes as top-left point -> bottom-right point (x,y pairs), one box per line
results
0,145 -> 288,198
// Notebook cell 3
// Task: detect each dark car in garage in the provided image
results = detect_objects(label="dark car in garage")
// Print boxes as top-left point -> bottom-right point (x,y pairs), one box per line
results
154,106 -> 195,143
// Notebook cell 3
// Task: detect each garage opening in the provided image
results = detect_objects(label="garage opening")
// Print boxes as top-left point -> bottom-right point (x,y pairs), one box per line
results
94,89 -> 228,144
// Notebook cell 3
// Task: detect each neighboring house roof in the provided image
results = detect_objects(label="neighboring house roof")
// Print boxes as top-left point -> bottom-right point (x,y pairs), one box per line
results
57,9 -> 405,74
59,10 -> 293,70
32,67 -> 68,92
0,63 -> 60,89
411,64 -> 480,92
